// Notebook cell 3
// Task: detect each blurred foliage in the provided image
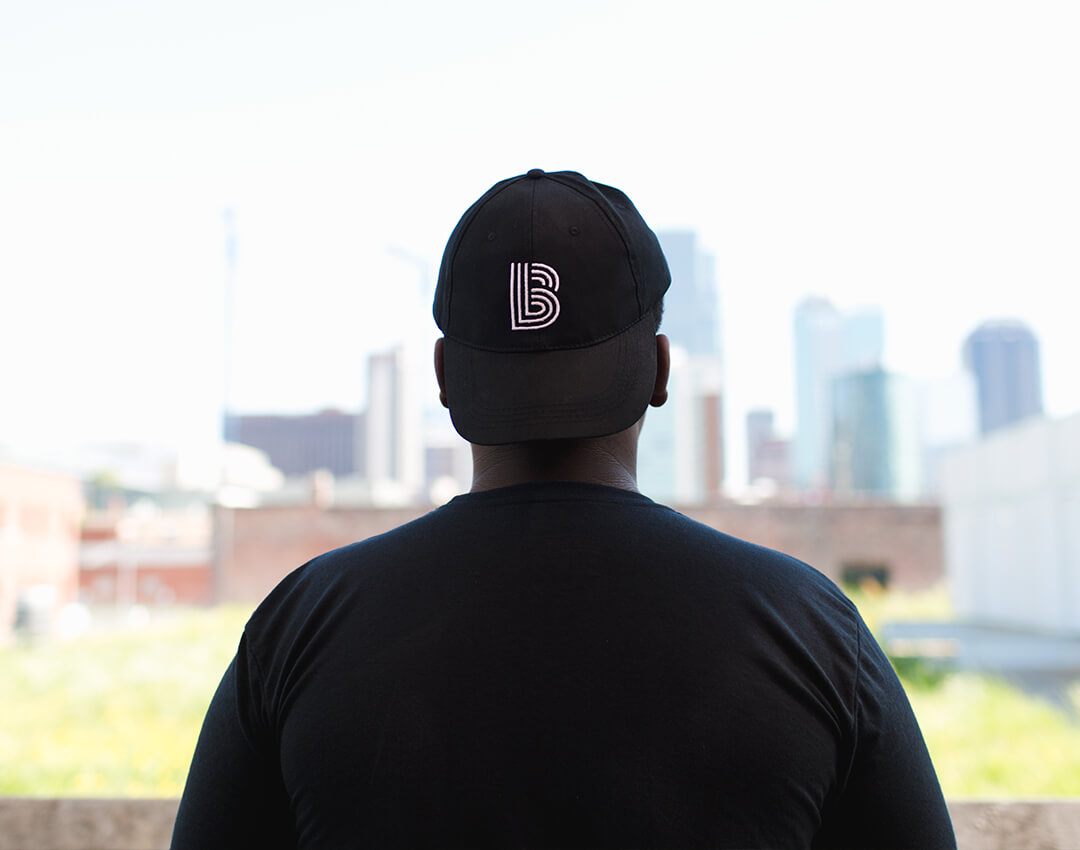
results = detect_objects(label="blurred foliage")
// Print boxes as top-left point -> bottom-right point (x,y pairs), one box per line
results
908,674 -> 1080,796
843,582 -> 955,635
846,583 -> 1080,796
1,595 -> 1078,797
0,606 -> 251,797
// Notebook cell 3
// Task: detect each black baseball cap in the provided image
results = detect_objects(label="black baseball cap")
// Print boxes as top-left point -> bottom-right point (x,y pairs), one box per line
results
434,169 -> 671,445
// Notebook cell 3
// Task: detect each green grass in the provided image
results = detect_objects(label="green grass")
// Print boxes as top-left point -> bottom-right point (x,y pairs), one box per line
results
844,582 -> 955,635
2,596 -> 1079,797
907,675 -> 1080,796
0,606 -> 251,797
846,584 -> 1080,796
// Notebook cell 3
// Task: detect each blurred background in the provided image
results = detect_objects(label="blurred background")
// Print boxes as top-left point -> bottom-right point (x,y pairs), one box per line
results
2,0 -> 1079,798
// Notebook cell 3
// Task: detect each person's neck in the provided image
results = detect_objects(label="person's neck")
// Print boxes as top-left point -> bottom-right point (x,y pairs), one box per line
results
468,430 -> 641,494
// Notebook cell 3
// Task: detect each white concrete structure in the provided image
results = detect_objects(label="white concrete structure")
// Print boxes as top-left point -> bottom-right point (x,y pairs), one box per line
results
638,347 -> 724,504
919,370 -> 978,497
940,412 -> 1080,633
366,345 -> 425,506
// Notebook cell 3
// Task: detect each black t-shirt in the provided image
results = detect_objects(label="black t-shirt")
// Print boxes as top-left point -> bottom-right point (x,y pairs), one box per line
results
172,482 -> 955,849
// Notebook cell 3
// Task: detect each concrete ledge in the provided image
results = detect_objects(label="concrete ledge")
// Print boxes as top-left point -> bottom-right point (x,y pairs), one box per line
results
0,798 -> 178,850
949,800 -> 1080,850
1,797 -> 1079,849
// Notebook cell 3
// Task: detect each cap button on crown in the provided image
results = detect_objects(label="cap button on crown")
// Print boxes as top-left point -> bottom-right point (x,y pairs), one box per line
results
526,168 -> 545,179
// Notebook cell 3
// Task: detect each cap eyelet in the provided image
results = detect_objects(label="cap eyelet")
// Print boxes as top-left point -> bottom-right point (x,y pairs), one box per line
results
487,232 -> 496,241
569,225 -> 581,236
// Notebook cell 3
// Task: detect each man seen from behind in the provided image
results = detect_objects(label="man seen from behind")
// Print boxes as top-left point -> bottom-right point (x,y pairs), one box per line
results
172,168 -> 956,849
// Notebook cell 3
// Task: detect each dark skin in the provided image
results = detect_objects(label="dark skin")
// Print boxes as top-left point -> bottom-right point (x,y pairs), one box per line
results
433,335 -> 671,494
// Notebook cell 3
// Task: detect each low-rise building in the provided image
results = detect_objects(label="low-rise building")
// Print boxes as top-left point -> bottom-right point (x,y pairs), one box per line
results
0,463 -> 84,639
941,411 -> 1080,633
79,501 -> 213,606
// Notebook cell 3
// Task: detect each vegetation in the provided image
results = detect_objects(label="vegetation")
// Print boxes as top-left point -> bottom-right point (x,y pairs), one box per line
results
848,584 -> 1080,796
909,674 -> 1080,796
1,595 -> 1078,797
0,606 -> 250,797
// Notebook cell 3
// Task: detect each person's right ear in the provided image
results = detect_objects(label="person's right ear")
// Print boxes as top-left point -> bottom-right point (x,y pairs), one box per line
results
650,334 -> 670,408
434,338 -> 449,409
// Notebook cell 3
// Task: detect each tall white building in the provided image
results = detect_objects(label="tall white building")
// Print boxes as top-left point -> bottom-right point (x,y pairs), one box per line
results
366,346 -> 424,506
793,298 -> 883,493
655,231 -> 720,357
638,232 -> 724,503
638,348 -> 724,504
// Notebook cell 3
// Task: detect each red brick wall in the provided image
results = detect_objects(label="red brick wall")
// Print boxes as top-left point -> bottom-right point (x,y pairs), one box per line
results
79,563 -> 212,606
681,502 -> 943,590
217,505 -> 426,603
219,499 -> 942,604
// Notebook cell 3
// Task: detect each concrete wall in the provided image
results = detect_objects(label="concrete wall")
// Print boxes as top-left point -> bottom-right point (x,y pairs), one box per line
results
217,499 -> 943,605
1,798 -> 1078,850
942,412 -> 1080,632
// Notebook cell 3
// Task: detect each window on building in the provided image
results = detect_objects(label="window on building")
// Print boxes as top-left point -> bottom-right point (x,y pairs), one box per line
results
840,562 -> 891,592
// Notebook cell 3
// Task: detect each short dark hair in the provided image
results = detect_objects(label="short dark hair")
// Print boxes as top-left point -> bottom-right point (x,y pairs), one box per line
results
650,299 -> 664,333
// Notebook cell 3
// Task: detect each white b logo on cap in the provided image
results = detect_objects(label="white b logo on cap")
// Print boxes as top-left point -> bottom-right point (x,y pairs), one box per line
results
510,262 -> 560,331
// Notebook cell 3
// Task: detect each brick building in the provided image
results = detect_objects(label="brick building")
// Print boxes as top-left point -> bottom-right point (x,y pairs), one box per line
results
682,501 -> 942,590
215,498 -> 943,605
79,503 -> 213,606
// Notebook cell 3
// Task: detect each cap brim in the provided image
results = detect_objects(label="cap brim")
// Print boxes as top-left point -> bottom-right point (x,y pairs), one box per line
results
442,318 -> 659,445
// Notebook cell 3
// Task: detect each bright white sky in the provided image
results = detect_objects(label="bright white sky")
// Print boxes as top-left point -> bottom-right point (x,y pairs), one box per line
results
2,1 -> 1078,482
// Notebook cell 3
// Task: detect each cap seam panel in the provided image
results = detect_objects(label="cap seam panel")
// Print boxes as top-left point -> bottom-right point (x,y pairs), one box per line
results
546,174 -> 647,316
442,310 -> 655,354
441,177 -> 524,329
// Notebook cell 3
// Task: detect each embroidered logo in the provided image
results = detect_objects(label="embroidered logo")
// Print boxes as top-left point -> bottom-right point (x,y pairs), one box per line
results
510,262 -> 560,330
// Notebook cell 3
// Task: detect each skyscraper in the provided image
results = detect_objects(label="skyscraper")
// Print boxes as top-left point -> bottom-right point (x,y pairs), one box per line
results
962,319 -> 1044,435
366,345 -> 424,504
636,349 -> 724,504
830,369 -> 921,501
793,298 -> 884,492
655,231 -> 720,357
746,409 -> 775,480
638,231 -> 724,502
746,409 -> 790,488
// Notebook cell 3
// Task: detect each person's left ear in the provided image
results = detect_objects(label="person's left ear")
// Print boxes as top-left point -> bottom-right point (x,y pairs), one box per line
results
650,334 -> 670,407
434,338 -> 449,409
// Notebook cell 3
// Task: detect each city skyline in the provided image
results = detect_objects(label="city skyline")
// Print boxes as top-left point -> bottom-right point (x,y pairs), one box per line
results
3,2 -> 1079,494
0,232 -> 1061,497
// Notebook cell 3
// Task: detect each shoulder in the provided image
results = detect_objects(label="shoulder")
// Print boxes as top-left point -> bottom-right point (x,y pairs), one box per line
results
241,486 -> 860,670
239,506 -> 452,657
658,503 -> 857,605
